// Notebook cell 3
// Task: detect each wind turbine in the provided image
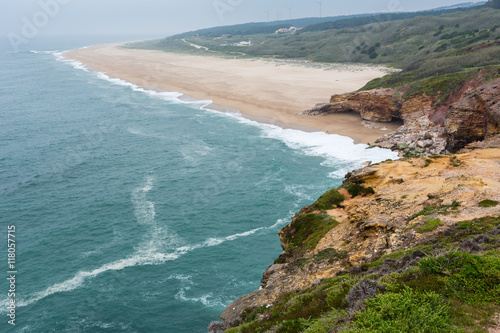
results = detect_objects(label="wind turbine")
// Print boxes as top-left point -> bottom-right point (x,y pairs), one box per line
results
316,0 -> 322,18
287,7 -> 292,19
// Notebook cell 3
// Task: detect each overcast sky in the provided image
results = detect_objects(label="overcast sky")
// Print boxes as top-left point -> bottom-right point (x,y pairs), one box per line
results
1,0 -> 486,39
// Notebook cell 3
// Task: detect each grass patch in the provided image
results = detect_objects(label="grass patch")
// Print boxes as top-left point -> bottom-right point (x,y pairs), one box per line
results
283,214 -> 340,252
229,276 -> 356,333
418,219 -> 444,233
479,199 -> 499,208
228,214 -> 500,333
348,287 -> 453,333
412,201 -> 460,219
403,70 -> 475,101
346,184 -> 375,198
418,251 -> 500,304
453,215 -> 500,235
314,248 -> 348,264
311,188 -> 345,211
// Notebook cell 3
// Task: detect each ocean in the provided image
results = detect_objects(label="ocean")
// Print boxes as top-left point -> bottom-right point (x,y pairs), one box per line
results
0,36 -> 398,332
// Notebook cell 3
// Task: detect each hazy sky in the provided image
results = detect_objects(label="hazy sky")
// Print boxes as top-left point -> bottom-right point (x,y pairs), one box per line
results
1,0 -> 486,39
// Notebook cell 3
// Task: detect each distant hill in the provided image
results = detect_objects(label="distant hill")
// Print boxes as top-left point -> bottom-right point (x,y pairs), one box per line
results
484,0 -> 500,8
431,1 -> 487,10
300,5 -> 486,33
170,15 -> 371,39
168,3 -> 485,38
131,2 -> 500,103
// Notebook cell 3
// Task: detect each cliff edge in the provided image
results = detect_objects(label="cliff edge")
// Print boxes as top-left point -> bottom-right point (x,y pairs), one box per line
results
212,148 -> 500,333
302,73 -> 500,156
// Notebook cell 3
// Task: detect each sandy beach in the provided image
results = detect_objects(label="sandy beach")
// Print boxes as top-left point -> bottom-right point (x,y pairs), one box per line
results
65,43 -> 401,143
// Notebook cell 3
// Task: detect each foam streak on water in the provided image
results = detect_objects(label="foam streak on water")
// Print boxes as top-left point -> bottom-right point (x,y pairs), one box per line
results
0,175 -> 289,313
54,49 -> 398,176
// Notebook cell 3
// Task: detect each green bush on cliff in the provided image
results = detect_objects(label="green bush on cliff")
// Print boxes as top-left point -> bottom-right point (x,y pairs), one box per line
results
285,214 -> 340,252
348,287 -> 453,333
417,218 -> 444,233
346,184 -> 375,198
228,276 -> 356,333
418,252 -> 500,304
402,70 -> 475,101
479,199 -> 499,208
226,216 -> 500,333
311,188 -> 345,211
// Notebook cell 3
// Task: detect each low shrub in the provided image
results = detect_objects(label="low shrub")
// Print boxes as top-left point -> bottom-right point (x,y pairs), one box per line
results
349,287 -> 453,333
284,214 -> 339,252
347,184 -> 375,198
311,189 -> 345,211
478,199 -> 499,208
417,219 -> 444,233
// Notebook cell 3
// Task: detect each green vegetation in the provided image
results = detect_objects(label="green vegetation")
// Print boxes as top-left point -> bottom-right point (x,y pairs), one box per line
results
412,201 -> 460,219
454,215 -> 500,235
134,5 -> 500,105
346,184 -> 375,198
283,213 -> 339,252
417,218 -> 444,233
479,199 -> 499,207
485,0 -> 500,9
314,248 -> 348,264
311,188 -> 345,211
227,215 -> 500,332
225,276 -> 356,333
451,156 -> 462,167
349,287 -> 453,333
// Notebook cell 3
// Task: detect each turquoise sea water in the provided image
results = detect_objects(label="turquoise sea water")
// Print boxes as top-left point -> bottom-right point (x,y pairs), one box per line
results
0,37 -> 398,332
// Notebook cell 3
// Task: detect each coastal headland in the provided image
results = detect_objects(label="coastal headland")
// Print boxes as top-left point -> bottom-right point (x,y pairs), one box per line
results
65,40 -> 500,332
64,43 -> 401,144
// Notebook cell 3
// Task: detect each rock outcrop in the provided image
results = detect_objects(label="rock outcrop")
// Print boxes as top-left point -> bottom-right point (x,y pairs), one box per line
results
445,79 -> 500,151
302,89 -> 402,122
215,71 -> 500,333
219,149 -> 500,327
302,77 -> 500,154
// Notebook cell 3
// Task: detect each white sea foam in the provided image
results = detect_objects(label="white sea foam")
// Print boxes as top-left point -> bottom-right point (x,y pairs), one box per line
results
176,289 -> 228,308
166,274 -> 193,282
284,184 -> 322,202
74,318 -> 132,331
51,51 -> 90,72
199,108 -> 398,176
170,274 -> 228,308
30,50 -> 58,54
52,50 -> 210,107
0,176 -> 281,312
6,251 -> 180,311
225,227 -> 264,241
49,48 -> 398,175
255,122 -> 398,175
131,175 -> 155,225
127,128 -> 169,140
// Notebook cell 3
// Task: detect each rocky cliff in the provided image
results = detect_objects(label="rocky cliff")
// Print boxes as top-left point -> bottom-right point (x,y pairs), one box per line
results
211,148 -> 500,333
302,76 -> 500,155
209,68 -> 500,333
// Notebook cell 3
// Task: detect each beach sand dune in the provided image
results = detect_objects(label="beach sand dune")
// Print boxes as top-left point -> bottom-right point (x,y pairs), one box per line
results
65,43 -> 401,143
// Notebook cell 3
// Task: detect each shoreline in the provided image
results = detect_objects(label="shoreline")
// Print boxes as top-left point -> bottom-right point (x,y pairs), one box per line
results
63,43 -> 401,144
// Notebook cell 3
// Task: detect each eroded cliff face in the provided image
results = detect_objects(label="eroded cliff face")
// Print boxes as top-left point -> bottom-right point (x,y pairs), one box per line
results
220,148 -> 500,327
445,79 -> 500,151
215,72 -> 500,332
302,77 -> 500,154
